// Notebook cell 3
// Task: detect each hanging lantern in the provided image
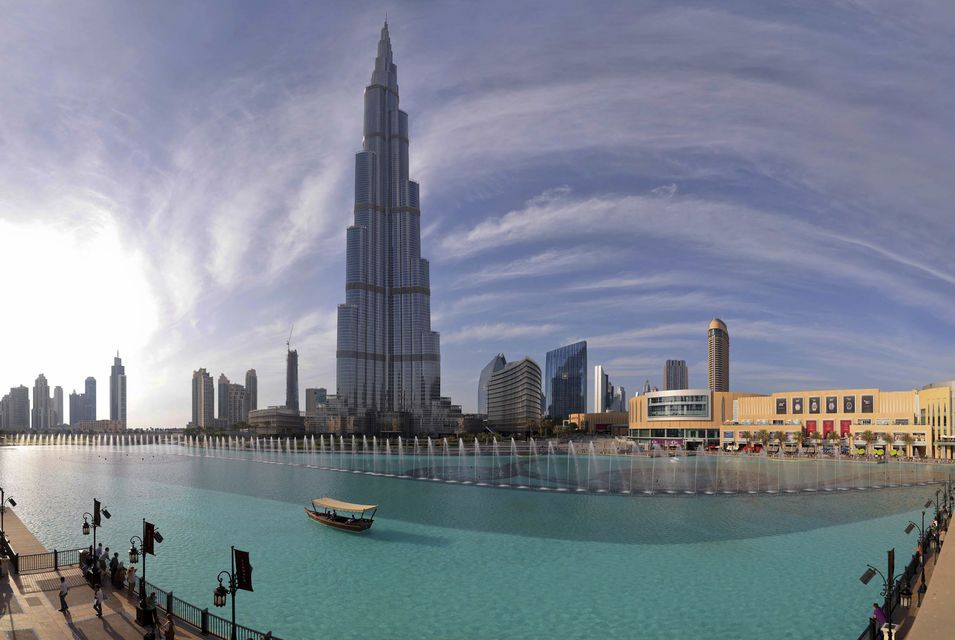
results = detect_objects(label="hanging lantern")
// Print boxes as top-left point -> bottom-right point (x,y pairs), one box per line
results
128,544 -> 140,564
82,519 -> 90,536
213,583 -> 228,607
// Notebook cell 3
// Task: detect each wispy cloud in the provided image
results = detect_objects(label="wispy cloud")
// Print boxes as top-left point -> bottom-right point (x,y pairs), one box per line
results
442,322 -> 561,345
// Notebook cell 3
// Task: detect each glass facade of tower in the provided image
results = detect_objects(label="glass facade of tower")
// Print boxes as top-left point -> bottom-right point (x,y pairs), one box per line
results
478,354 -> 507,415
336,23 -> 441,428
545,341 -> 587,421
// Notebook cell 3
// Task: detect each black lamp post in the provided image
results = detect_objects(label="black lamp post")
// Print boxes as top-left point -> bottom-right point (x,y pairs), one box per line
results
128,518 -> 163,623
213,546 -> 254,640
0,487 -> 16,538
905,510 -> 929,587
81,498 -> 111,553
859,548 -> 899,640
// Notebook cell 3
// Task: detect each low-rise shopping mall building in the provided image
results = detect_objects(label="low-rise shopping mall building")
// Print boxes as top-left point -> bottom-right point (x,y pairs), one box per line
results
627,381 -> 955,459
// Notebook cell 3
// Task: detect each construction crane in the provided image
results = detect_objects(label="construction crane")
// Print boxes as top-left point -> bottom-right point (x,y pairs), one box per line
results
287,324 -> 294,352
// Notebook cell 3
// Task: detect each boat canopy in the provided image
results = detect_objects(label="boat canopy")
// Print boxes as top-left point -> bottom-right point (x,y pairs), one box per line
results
311,497 -> 378,513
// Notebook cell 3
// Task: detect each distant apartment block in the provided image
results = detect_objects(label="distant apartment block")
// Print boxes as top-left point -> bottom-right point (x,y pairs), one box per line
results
664,360 -> 689,391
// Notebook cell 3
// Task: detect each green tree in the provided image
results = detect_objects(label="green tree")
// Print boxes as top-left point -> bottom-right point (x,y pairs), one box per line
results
861,430 -> 876,455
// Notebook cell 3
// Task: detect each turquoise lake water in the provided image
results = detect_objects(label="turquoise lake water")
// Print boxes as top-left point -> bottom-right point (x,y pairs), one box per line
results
0,444 -> 946,639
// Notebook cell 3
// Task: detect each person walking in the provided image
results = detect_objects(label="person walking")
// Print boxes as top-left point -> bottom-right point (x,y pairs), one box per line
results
94,542 -> 103,561
872,602 -> 888,627
93,585 -> 106,617
58,576 -> 69,612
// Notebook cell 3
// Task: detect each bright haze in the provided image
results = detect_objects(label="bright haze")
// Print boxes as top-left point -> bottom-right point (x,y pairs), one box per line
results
1,1 -> 953,427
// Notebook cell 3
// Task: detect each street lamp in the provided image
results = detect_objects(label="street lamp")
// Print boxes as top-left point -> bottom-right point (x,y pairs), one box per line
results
905,510 -> 929,587
859,548 -> 900,640
81,498 -> 111,553
0,487 -> 16,538
128,518 -> 163,624
212,546 -> 254,640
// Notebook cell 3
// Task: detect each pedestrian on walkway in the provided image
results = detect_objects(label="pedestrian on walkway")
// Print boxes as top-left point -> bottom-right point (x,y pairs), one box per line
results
95,542 -> 103,560
162,612 -> 176,640
109,552 -> 119,583
58,576 -> 69,612
93,585 -> 106,617
126,565 -> 137,596
873,602 -> 887,626
147,591 -> 160,628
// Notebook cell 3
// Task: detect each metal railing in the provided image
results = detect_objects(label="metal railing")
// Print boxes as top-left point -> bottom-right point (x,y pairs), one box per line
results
13,547 -> 86,574
135,579 -> 279,640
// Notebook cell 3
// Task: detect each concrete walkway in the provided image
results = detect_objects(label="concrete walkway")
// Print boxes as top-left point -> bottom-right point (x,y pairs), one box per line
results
1,508 -> 205,639
906,530 -> 955,639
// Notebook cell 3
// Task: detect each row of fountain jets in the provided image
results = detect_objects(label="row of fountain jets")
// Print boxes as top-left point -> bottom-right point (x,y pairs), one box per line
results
7,432 -> 951,495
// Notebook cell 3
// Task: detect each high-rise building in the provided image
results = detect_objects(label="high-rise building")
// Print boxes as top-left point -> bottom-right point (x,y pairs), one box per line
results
286,349 -> 299,412
664,360 -> 689,391
545,341 -> 587,421
612,386 -> 627,412
191,368 -> 214,428
69,390 -> 82,426
85,377 -> 97,422
110,352 -> 127,423
478,354 -> 507,415
218,374 -> 231,420
487,357 -> 543,433
594,365 -> 612,413
228,383 -> 247,425
305,388 -> 328,415
335,22 -> 443,432
32,374 -> 51,430
53,386 -> 63,426
707,319 -> 730,392
245,369 -> 258,416
1,386 -> 30,431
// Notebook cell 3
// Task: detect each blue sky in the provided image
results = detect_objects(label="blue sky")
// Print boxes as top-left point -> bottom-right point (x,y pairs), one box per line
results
1,1 -> 954,426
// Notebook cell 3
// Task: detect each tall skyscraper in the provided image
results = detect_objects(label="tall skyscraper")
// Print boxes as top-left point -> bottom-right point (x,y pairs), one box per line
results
612,386 -> 627,412
245,369 -> 258,416
286,349 -> 299,412
32,374 -> 51,430
545,341 -> 587,421
664,360 -> 689,391
53,386 -> 63,426
478,354 -> 507,415
191,368 -> 214,428
110,352 -> 127,423
707,319 -> 730,392
85,376 -> 97,421
335,22 -> 442,431
2,386 -> 30,431
594,365 -> 613,413
228,383 -> 247,425
218,374 -> 231,420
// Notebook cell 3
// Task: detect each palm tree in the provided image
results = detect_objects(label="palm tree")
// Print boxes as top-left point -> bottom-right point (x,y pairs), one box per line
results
757,430 -> 770,452
903,433 -> 914,458
861,430 -> 876,456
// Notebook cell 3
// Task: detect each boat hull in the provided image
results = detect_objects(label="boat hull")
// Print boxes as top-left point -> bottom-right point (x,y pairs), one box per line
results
305,508 -> 373,532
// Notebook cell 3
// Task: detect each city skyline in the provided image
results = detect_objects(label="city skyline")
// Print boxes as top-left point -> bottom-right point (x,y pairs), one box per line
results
1,3 -> 954,427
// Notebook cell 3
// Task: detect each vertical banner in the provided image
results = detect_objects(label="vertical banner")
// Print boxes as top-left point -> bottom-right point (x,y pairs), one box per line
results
861,395 -> 874,413
826,396 -> 837,413
234,548 -> 254,592
809,397 -> 820,414
792,397 -> 804,414
93,499 -> 101,527
775,398 -> 787,415
144,521 -> 155,555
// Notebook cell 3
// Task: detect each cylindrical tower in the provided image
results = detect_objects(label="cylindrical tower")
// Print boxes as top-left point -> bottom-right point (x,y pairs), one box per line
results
707,319 -> 729,392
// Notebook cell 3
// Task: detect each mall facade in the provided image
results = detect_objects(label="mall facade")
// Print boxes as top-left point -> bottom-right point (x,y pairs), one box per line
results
628,382 -> 955,459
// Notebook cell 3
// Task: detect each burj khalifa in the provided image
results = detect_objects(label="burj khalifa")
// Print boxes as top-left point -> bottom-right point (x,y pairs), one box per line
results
336,22 -> 443,432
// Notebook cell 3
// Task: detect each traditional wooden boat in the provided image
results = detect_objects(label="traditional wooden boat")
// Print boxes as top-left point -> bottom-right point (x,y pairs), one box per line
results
306,497 -> 378,532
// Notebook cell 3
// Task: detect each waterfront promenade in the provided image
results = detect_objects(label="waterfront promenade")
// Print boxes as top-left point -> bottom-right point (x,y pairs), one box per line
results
1,508 -> 203,639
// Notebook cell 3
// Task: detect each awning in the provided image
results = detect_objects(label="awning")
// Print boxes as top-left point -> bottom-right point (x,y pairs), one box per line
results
311,497 -> 378,513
